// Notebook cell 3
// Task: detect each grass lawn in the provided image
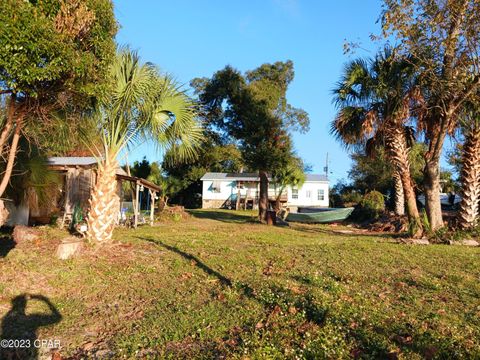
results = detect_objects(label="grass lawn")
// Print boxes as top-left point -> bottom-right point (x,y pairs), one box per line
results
0,209 -> 479,359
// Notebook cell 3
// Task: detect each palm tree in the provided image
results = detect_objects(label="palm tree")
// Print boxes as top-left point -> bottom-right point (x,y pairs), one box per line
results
332,48 -> 422,236
457,105 -> 480,229
85,49 -> 202,242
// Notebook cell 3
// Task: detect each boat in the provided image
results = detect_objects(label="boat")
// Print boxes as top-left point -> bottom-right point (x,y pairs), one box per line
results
285,207 -> 354,223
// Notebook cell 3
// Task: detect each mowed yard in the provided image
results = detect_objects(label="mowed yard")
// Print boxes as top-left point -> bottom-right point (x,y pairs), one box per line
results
0,210 -> 479,359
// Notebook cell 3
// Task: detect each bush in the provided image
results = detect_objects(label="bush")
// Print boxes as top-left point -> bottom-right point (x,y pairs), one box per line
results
341,191 -> 363,206
359,191 -> 385,220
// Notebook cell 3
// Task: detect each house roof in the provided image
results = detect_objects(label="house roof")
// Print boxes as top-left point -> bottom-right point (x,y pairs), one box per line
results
200,172 -> 328,182
201,172 -> 264,182
304,174 -> 329,182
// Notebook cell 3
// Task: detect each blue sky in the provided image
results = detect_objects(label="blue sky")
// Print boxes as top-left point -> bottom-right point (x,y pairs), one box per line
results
114,0 -> 386,183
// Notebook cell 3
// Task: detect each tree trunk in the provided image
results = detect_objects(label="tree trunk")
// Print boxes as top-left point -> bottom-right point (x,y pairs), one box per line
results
274,185 -> 286,212
258,171 -> 269,223
0,118 -> 22,198
0,97 -> 22,227
458,127 -> 480,229
0,96 -> 23,200
422,111 -> 449,232
385,126 -> 422,237
393,171 -> 405,216
0,95 -> 16,154
86,157 -> 120,242
424,160 -> 444,231
275,197 -> 281,212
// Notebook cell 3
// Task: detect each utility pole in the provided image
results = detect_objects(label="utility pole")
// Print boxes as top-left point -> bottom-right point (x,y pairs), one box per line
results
323,152 -> 329,179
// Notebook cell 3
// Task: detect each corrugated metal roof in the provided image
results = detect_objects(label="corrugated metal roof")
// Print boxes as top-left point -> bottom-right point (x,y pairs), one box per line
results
200,172 -> 261,181
47,157 -> 98,166
48,157 -> 129,177
116,167 -> 128,176
201,172 -> 328,182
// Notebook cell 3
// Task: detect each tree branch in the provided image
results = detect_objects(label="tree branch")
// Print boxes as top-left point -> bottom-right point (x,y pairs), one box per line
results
452,74 -> 480,115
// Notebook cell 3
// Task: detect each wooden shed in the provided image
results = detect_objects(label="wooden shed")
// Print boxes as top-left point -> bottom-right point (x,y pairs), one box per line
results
22,157 -> 160,227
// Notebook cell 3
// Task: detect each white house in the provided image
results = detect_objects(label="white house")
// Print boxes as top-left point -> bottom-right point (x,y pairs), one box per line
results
200,172 -> 329,209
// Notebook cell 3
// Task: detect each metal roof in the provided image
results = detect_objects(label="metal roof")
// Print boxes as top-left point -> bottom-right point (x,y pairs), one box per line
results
201,172 -> 262,181
305,174 -> 329,182
116,174 -> 162,192
48,157 -> 131,177
47,157 -> 98,166
201,172 -> 328,182
116,167 -> 128,176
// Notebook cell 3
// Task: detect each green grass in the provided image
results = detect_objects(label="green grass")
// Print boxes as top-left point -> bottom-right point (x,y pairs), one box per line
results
0,209 -> 479,359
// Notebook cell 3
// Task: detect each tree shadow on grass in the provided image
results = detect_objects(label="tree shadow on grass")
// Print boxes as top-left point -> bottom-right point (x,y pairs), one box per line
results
140,237 -> 233,287
0,228 -> 15,258
188,210 -> 257,224
140,236 -> 473,358
138,236 -> 449,357
138,236 -> 327,327
0,294 -> 62,360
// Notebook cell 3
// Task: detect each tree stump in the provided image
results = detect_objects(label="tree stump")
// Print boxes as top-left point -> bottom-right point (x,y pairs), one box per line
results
56,238 -> 84,260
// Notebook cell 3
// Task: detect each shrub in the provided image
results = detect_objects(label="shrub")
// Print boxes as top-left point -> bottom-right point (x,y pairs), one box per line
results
341,191 -> 363,206
359,191 -> 385,219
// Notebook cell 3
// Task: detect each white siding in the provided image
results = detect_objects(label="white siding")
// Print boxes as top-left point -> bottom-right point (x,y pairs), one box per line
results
202,179 -> 329,208
286,182 -> 329,207
202,180 -> 237,201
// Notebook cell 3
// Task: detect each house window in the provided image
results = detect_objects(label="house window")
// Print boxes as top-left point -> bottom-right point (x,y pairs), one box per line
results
212,181 -> 221,193
292,188 -> 298,199
318,189 -> 325,201
306,190 -> 311,198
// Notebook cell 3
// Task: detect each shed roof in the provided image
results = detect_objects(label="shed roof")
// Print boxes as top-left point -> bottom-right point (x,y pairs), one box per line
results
47,157 -> 98,166
116,174 -> 162,192
47,157 -> 129,176
200,172 -> 328,182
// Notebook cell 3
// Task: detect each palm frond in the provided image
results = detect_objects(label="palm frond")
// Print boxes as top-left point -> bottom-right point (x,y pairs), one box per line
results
331,46 -> 417,149
83,47 -> 203,164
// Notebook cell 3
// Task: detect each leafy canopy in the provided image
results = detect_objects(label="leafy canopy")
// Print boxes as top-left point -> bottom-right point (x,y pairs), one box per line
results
192,61 -> 309,174
381,0 -> 480,141
0,0 -> 117,97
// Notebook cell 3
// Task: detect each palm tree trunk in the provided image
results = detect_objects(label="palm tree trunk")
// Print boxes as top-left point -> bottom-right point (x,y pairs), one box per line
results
393,171 -> 405,216
86,157 -> 120,242
424,160 -> 444,231
422,114 -> 449,232
458,126 -> 480,229
258,171 -> 268,223
385,126 -> 422,237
